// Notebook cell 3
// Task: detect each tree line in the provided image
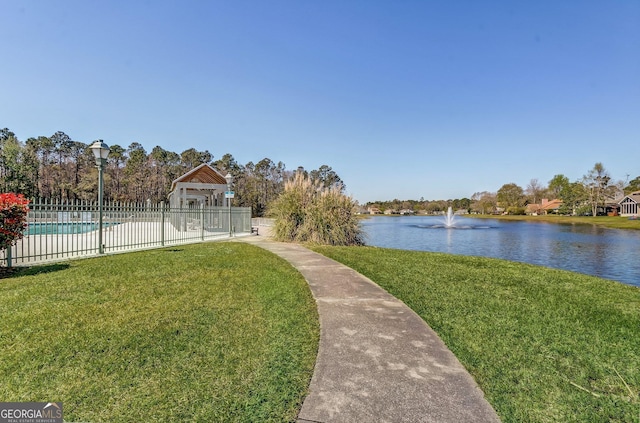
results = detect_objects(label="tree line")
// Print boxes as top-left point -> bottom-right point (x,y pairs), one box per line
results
367,162 -> 640,216
0,128 -> 342,216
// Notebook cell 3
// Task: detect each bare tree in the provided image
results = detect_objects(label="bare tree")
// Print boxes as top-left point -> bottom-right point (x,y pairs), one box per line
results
471,191 -> 497,214
526,178 -> 546,204
582,162 -> 611,216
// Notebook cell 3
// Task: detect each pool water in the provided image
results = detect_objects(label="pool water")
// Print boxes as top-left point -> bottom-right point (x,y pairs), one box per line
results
27,222 -> 118,235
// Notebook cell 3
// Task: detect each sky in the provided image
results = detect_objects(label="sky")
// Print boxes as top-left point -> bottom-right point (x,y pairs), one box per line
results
2,0 -> 639,203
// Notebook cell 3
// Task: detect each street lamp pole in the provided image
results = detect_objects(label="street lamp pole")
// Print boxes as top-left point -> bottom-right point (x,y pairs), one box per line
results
89,140 -> 110,254
225,173 -> 233,237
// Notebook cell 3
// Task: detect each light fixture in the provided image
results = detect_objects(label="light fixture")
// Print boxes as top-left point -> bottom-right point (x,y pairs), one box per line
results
225,173 -> 233,237
89,140 -> 110,253
89,140 -> 110,162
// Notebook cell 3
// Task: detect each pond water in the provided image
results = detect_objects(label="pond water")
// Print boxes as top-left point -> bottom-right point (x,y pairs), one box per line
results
361,216 -> 640,288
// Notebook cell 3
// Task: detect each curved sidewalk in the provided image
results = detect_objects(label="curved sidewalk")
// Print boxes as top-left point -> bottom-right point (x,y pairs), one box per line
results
240,235 -> 500,423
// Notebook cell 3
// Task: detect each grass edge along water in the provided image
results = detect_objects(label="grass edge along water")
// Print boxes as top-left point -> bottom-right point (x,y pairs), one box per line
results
311,245 -> 640,423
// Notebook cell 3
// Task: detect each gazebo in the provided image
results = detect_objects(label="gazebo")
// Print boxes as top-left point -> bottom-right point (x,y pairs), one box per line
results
168,163 -> 229,209
167,164 -> 230,231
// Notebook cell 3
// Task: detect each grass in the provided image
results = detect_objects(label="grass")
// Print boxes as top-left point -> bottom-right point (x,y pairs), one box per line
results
471,214 -> 640,231
0,242 -> 319,422
311,245 -> 640,422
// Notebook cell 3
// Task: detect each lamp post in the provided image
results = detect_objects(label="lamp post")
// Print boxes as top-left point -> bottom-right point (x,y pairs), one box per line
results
225,173 -> 233,237
89,140 -> 110,254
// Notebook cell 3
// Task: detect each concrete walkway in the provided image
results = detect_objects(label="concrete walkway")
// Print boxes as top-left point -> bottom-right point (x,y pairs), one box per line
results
240,233 -> 501,423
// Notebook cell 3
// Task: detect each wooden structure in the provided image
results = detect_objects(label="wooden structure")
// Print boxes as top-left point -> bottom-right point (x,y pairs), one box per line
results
167,164 -> 230,231
168,163 -> 229,209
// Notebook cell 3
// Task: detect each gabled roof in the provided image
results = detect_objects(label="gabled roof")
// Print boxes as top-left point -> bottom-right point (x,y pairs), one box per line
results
541,199 -> 563,210
528,199 -> 563,213
526,203 -> 541,212
619,191 -> 640,204
170,163 -> 227,192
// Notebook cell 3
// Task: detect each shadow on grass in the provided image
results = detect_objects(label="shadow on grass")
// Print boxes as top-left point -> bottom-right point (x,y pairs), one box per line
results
0,263 -> 71,279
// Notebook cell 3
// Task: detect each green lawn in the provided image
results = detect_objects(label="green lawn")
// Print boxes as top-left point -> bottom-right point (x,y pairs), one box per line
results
312,245 -> 640,423
0,243 -> 319,422
4,239 -> 639,422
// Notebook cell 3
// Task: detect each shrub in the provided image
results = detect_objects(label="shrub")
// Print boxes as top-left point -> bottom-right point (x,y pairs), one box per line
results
506,206 -> 526,215
0,193 -> 30,251
269,173 -> 364,246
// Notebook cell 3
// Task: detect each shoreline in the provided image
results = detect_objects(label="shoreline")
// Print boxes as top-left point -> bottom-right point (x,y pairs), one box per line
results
359,213 -> 640,230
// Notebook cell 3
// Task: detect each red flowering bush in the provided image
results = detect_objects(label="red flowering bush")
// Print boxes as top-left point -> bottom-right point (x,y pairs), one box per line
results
0,193 -> 30,251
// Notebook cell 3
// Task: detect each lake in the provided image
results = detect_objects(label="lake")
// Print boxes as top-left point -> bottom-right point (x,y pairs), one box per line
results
361,215 -> 640,288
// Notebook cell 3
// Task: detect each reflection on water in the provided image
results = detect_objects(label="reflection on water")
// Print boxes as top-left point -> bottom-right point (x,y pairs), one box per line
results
361,216 -> 640,287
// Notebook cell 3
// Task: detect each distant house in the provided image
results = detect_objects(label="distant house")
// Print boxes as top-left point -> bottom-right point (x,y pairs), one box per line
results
619,191 -> 640,216
541,198 -> 563,214
604,202 -> 620,216
526,198 -> 563,215
367,207 -> 381,215
526,203 -> 541,215
399,209 -> 415,215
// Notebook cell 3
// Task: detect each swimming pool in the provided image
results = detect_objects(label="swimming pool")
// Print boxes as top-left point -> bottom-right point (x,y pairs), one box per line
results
27,222 -> 119,235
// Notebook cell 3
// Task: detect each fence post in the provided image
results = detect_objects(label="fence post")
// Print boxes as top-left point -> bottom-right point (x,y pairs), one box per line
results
200,204 -> 205,241
161,201 -> 165,247
7,247 -> 12,268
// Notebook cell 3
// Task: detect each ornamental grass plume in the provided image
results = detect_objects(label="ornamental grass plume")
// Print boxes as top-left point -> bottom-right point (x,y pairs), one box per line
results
0,193 -> 30,251
269,173 -> 364,246
269,172 -> 317,242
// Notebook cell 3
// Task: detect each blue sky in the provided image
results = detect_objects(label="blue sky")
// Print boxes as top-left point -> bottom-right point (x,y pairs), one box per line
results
3,1 -> 639,203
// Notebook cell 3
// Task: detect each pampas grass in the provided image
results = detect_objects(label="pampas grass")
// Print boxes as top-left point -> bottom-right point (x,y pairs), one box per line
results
269,173 -> 364,246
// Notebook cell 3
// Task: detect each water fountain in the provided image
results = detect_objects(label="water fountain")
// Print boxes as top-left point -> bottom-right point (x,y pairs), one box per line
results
408,207 -> 490,230
444,206 -> 455,228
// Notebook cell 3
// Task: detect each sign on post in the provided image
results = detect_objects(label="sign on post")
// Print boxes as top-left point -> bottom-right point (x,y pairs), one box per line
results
225,191 -> 235,198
